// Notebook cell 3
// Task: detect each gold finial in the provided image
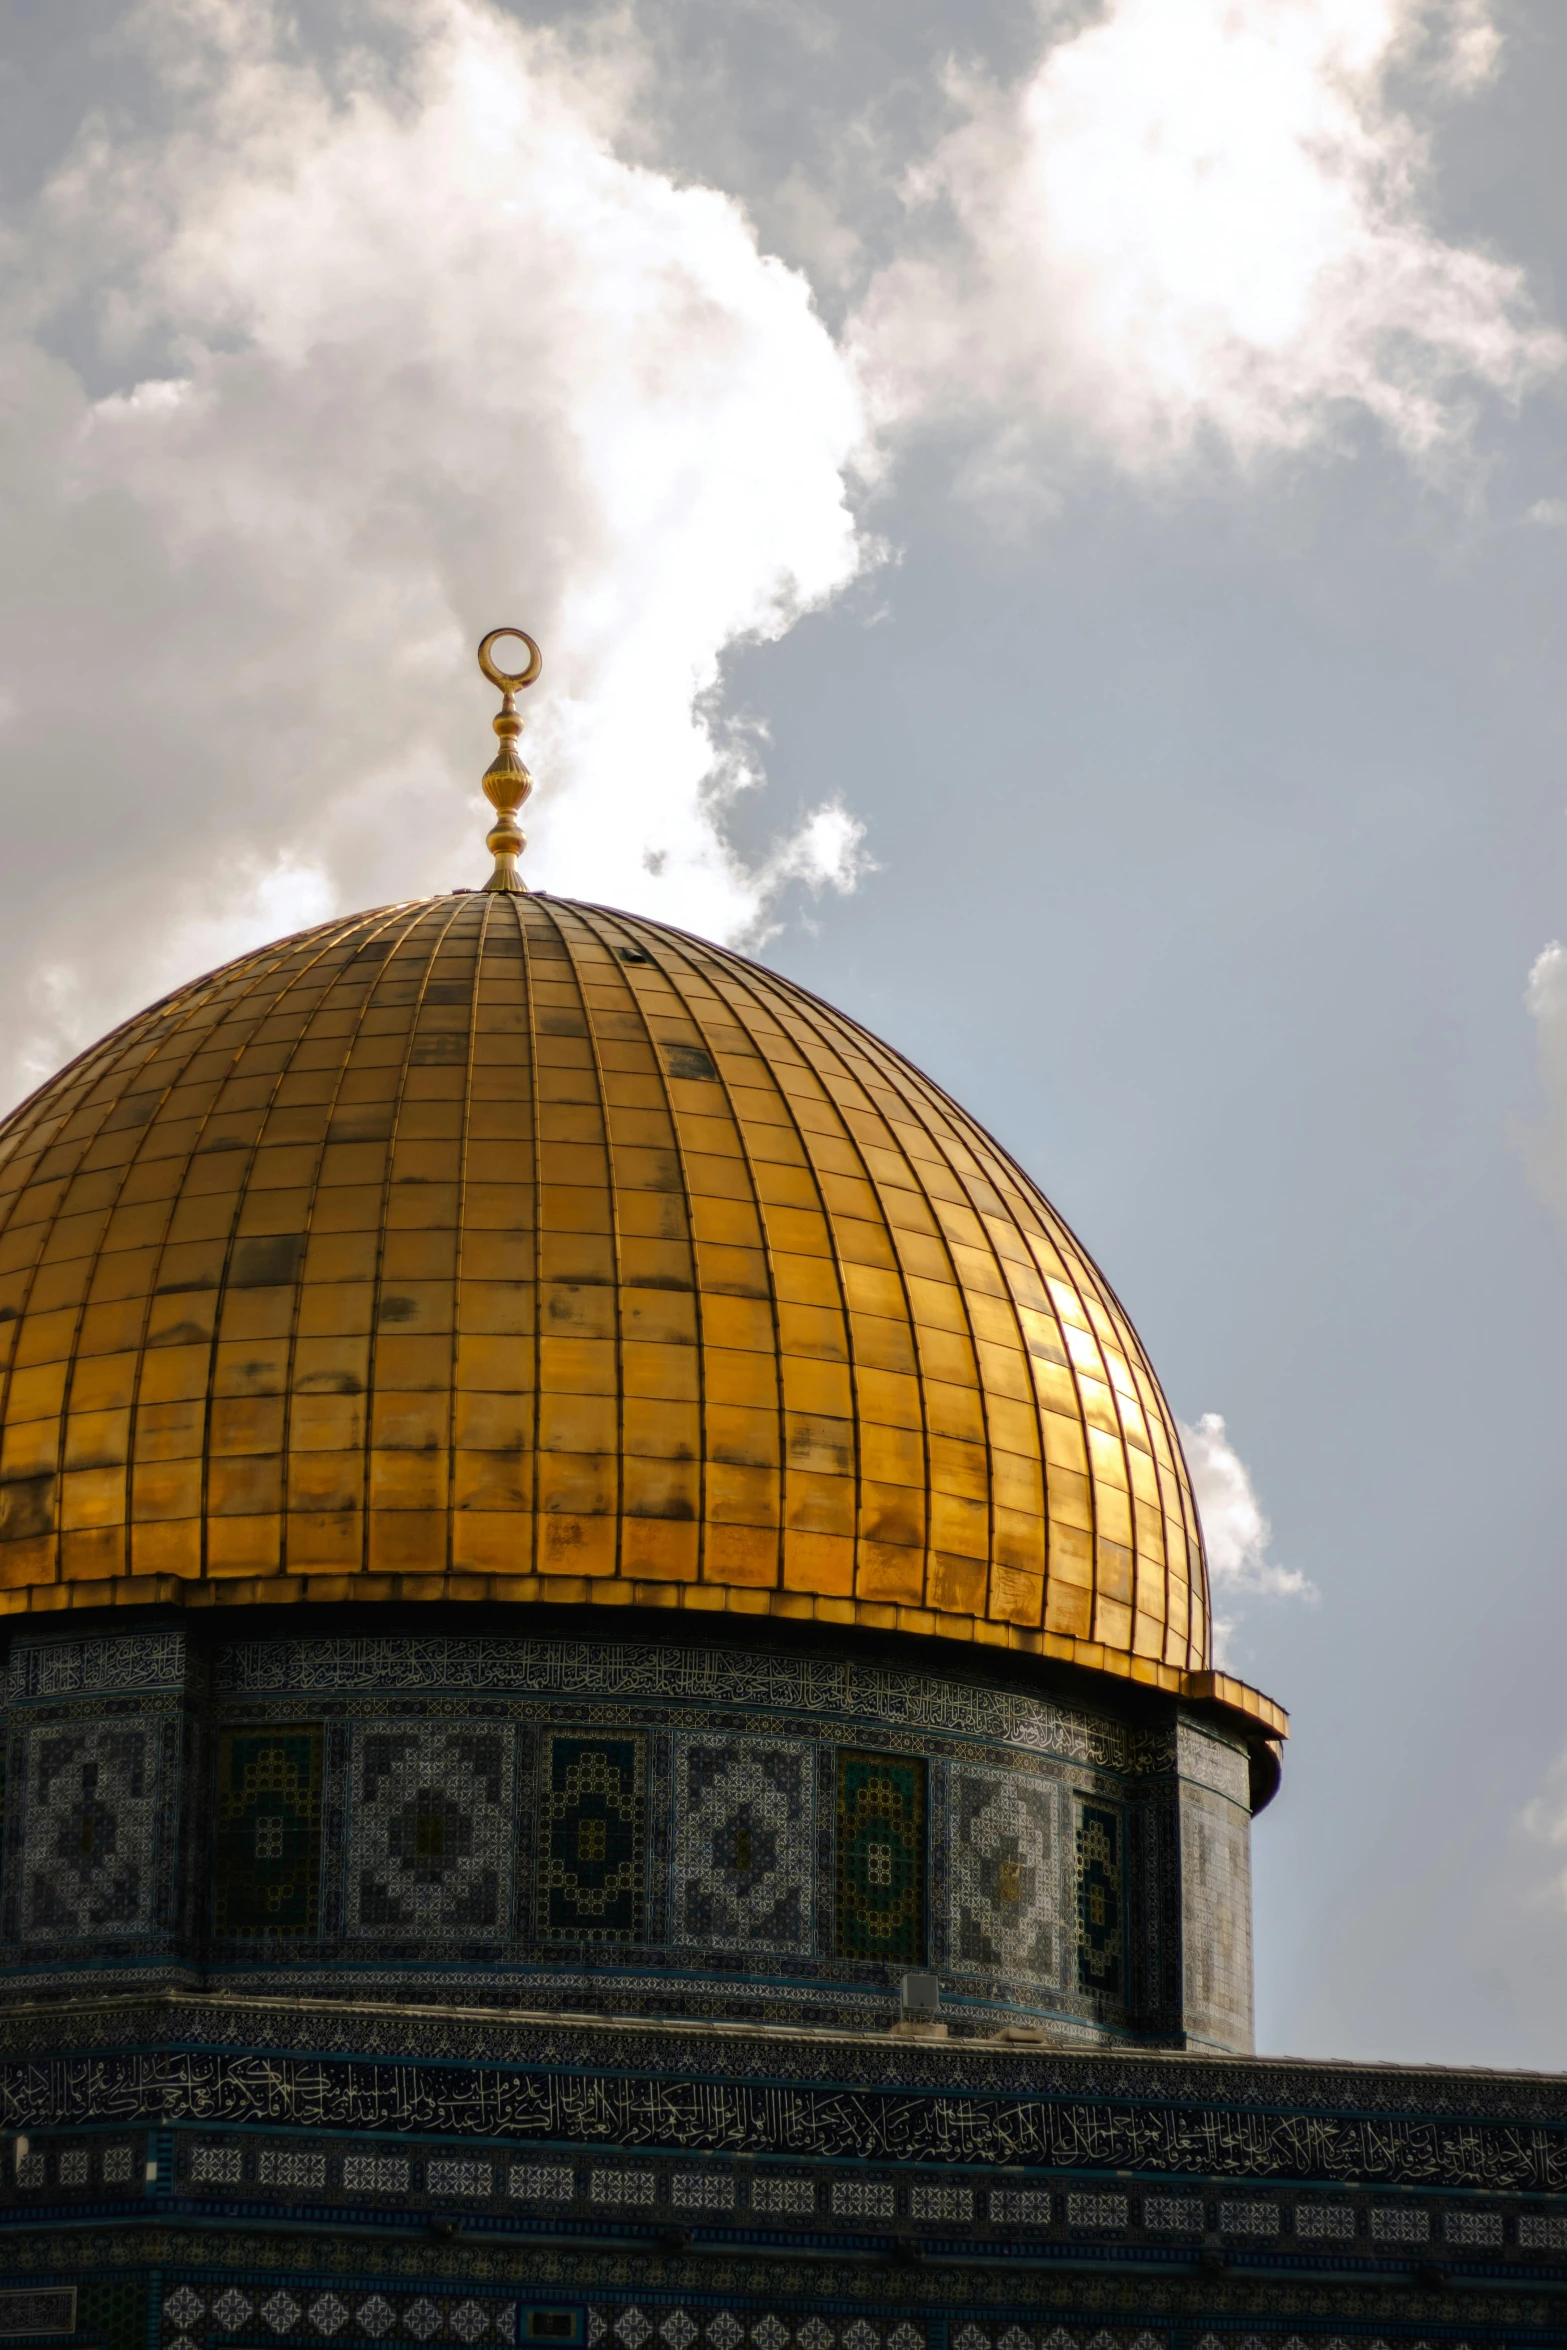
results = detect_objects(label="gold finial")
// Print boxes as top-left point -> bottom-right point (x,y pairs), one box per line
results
476,627 -> 543,893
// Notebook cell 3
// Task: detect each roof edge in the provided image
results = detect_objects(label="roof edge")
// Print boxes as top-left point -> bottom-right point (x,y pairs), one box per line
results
0,1571 -> 1285,1736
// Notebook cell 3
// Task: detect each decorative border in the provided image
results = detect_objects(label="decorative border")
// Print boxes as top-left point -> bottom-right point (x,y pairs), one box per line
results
4,2023 -> 1567,2192
8,2216 -> 1567,2347
206,1639 -> 1168,1774
9,1636 -> 187,1701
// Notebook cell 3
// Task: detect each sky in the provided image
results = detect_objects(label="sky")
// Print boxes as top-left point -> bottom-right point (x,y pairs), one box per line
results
4,0 -> 1567,2069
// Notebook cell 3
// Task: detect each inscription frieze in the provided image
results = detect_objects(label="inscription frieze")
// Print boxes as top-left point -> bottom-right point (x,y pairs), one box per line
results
3,2046 -> 1564,2192
10,1634 -> 187,1701
211,1638 -> 1171,1773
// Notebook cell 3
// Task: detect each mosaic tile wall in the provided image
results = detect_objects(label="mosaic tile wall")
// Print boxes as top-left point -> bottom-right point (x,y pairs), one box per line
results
0,1625 -> 1255,2048
115,2270 -> 1567,2350
349,1724 -> 513,1940
8,1985 -> 1567,2350
19,1721 -> 164,1940
1073,1802 -> 1123,2002
540,1738 -> 647,1943
950,1766 -> 1062,1989
214,1729 -> 324,1940
836,1753 -> 926,1964
672,1737 -> 813,1953
11,2248 -> 1565,2350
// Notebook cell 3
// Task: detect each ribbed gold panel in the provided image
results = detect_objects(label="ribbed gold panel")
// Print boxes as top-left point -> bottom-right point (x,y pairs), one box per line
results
0,892 -> 1280,1729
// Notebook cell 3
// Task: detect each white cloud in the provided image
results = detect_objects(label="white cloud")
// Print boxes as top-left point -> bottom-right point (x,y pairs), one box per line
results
760,799 -> 874,897
1527,940 -> 1567,1021
1518,1748 -> 1567,1910
1426,0 -> 1503,95
1181,1410 -> 1315,1664
0,0 -> 868,1105
1522,940 -> 1567,1226
855,0 -> 1561,478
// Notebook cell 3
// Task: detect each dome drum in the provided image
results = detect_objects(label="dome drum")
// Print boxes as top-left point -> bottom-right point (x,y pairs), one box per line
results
0,1608 -> 1259,2054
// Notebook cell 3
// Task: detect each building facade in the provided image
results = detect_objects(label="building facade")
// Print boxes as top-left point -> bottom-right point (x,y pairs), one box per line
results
0,661 -> 1560,2349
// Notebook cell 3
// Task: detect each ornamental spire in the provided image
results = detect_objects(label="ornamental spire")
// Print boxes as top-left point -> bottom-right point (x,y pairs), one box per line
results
476,626 -> 542,893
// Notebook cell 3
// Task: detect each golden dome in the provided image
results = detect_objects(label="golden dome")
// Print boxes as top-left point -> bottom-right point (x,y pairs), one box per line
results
0,889 -> 1281,1732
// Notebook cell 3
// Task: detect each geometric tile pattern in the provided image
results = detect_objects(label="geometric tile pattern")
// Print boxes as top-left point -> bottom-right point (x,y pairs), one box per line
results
1369,2206 -> 1430,2241
539,1737 -> 646,1942
1067,2192 -> 1129,2227
950,1766 -> 1061,1983
165,2285 -> 518,2342
344,2156 -> 410,2193
348,1725 -> 513,1938
508,2164 -> 574,2201
829,2179 -> 895,2217
257,2149 -> 328,2187
672,2173 -> 737,2209
20,1723 -> 159,1940
1218,2202 -> 1279,2234
990,2190 -> 1054,2225
590,2170 -> 656,2205
588,2316 -> 929,2350
672,1738 -> 812,1952
1444,2209 -> 1503,2246
910,2183 -> 973,2219
1145,2196 -> 1206,2230
429,2158 -> 494,2195
752,2179 -> 817,2215
952,2336 -> 1154,2350
1293,2206 -> 1355,2238
835,1752 -> 925,1963
212,1727 -> 322,1940
1074,1798 -> 1124,2000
